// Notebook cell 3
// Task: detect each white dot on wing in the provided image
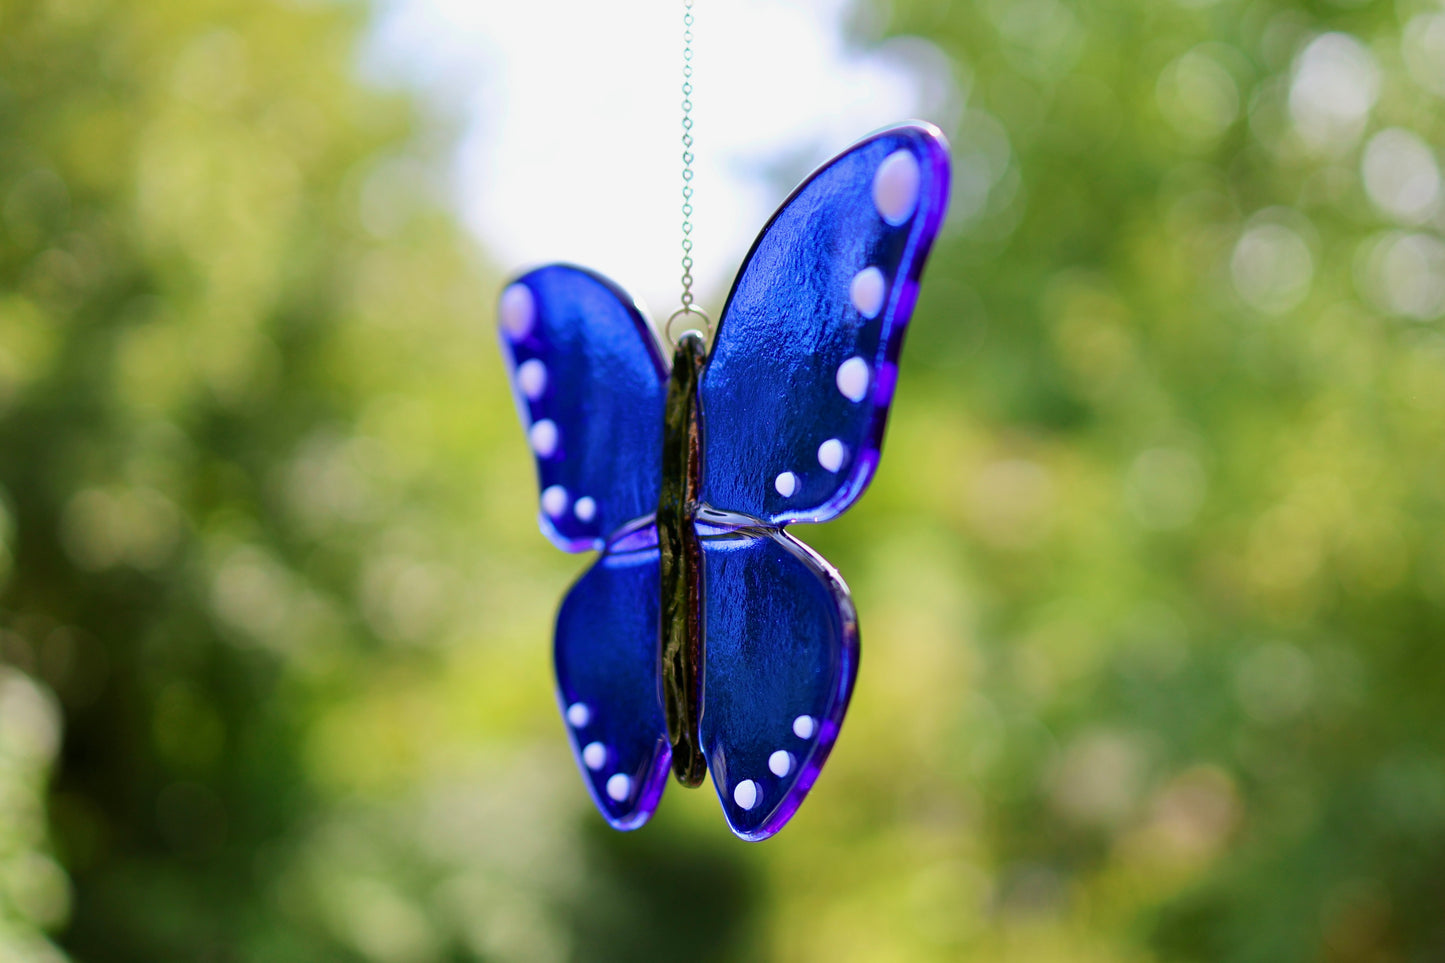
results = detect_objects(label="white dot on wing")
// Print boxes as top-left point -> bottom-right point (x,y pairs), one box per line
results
873,150 -> 921,226
541,485 -> 568,517
574,496 -> 597,522
529,419 -> 559,457
793,715 -> 816,739
836,357 -> 870,403
775,472 -> 799,497
850,267 -> 886,319
499,283 -> 536,338
606,773 -> 631,801
517,359 -> 548,399
565,702 -> 590,727
818,439 -> 846,473
733,779 -> 760,811
583,742 -> 607,771
769,750 -> 793,777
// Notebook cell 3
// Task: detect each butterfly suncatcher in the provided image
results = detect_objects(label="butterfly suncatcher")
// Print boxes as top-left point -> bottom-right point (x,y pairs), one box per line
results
498,124 -> 951,840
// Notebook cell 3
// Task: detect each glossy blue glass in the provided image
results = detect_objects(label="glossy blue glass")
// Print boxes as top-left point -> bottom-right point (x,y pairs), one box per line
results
700,125 -> 951,524
498,123 -> 951,840
554,527 -> 671,830
697,523 -> 857,840
498,266 -> 668,552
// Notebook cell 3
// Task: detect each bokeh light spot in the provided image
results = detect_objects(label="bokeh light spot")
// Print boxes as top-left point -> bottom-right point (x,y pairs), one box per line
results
1157,47 -> 1240,145
1356,231 -> 1445,320
1361,128 -> 1441,224
1289,32 -> 1379,151
1231,215 -> 1314,314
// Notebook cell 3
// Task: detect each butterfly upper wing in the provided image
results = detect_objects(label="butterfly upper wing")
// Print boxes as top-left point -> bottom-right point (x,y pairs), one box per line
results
698,123 -> 951,524
554,527 -> 671,830
698,523 -> 859,840
498,264 -> 669,551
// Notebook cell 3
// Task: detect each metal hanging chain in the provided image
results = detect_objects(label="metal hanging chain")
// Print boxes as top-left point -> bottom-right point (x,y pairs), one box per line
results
667,0 -> 712,346
679,0 -> 696,313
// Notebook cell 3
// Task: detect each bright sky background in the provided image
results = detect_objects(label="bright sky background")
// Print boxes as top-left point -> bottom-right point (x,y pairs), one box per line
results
368,0 -> 954,318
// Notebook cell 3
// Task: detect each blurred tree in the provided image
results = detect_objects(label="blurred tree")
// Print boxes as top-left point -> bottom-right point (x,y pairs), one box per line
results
865,0 -> 1445,960
0,0 -> 760,960
0,0 -> 458,957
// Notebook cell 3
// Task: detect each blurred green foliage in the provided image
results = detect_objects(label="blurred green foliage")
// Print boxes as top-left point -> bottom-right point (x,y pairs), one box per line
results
2,0 -> 1444,960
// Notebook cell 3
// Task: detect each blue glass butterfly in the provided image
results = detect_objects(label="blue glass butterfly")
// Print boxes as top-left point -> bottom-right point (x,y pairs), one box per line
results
497,123 -> 950,840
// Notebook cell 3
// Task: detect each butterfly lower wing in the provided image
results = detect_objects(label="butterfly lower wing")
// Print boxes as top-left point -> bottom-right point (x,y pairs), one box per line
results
698,526 -> 859,840
698,123 -> 951,524
499,264 -> 669,551
554,529 -> 671,829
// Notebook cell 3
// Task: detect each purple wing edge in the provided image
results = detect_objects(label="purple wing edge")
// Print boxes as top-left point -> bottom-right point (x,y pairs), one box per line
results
553,522 -> 672,832
734,530 -> 861,842
809,121 -> 952,525
558,694 -> 673,833
712,121 -> 952,527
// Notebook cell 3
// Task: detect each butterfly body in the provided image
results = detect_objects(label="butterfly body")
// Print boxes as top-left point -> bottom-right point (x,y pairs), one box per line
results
499,123 -> 950,840
658,331 -> 707,787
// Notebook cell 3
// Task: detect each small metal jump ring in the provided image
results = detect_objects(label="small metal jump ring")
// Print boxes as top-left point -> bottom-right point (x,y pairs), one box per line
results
665,306 -> 713,347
